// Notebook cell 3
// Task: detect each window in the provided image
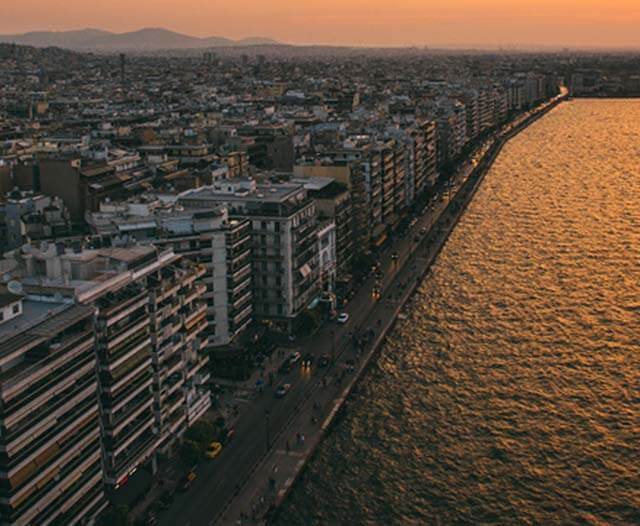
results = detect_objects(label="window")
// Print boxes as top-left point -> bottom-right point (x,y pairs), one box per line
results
274,222 -> 280,232
0,311 -> 4,322
261,221 -> 267,230
12,304 -> 20,315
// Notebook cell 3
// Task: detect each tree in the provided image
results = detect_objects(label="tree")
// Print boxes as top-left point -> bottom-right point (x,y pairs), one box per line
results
184,420 -> 217,448
180,439 -> 202,466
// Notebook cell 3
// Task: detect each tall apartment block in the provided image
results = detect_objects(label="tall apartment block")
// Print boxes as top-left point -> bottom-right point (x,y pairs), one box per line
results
0,243 -> 209,493
0,292 -> 107,525
179,179 -> 320,331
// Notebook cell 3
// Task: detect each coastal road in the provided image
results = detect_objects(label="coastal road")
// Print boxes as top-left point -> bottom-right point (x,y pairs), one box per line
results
156,167 -> 467,526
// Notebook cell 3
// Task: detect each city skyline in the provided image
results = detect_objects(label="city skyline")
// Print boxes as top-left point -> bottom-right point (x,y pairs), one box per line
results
4,0 -> 640,49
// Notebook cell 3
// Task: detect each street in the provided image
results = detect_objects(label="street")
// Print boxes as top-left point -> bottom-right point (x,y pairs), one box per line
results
155,154 -> 478,526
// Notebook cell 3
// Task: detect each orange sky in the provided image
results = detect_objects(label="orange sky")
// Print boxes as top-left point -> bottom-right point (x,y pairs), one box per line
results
4,0 -> 640,48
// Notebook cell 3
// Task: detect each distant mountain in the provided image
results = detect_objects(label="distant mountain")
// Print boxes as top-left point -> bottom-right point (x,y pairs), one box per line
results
0,28 -> 283,52
235,37 -> 281,46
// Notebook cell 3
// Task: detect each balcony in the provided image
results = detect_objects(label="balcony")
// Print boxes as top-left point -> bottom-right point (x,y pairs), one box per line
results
104,335 -> 151,373
100,293 -> 148,328
104,357 -> 153,395
184,304 -> 207,330
186,355 -> 208,379
231,303 -> 253,327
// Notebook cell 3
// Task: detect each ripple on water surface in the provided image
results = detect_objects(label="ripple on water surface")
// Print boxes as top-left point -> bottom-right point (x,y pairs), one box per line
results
276,100 -> 640,526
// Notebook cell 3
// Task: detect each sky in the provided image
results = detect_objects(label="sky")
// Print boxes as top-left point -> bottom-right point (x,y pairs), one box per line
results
4,0 -> 640,49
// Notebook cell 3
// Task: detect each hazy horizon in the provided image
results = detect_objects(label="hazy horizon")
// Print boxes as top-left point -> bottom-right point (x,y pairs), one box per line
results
4,0 -> 640,49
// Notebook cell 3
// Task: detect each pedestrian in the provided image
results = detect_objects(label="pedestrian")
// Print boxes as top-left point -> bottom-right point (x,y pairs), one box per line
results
286,440 -> 290,452
301,434 -> 305,445
296,432 -> 301,444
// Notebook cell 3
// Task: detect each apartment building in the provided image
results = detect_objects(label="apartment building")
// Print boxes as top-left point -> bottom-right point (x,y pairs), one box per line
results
295,140 -> 386,252
1,243 -> 209,491
0,190 -> 72,251
88,199 -> 253,349
0,291 -> 107,525
294,177 -> 353,282
179,179 -> 320,331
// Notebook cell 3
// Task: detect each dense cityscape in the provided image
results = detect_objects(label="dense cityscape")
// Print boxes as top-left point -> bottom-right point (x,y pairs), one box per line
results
0,36 -> 635,526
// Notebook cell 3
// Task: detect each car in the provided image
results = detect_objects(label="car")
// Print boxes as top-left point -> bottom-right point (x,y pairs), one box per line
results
205,441 -> 223,459
319,354 -> 330,367
275,383 -> 291,398
288,351 -> 302,365
419,227 -> 427,235
337,313 -> 349,324
302,353 -> 314,368
391,252 -> 399,261
372,287 -> 382,301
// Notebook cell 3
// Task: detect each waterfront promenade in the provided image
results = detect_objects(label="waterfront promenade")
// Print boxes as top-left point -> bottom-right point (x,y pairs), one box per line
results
156,92 -> 567,526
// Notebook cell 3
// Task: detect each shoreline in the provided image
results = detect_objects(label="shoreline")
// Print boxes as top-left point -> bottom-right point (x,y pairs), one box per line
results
262,92 -> 568,525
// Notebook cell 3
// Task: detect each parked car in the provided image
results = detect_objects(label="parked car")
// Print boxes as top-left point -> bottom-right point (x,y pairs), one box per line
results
275,383 -> 291,398
319,354 -> 330,367
205,441 -> 223,459
337,313 -> 349,324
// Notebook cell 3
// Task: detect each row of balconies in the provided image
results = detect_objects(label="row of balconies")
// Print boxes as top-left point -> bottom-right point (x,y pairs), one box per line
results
3,374 -> 96,456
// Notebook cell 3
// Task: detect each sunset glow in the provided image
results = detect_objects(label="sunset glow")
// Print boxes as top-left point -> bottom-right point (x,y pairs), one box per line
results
4,0 -> 640,48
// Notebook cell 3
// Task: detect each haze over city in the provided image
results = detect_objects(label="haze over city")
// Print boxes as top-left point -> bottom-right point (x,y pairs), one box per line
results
4,0 -> 640,48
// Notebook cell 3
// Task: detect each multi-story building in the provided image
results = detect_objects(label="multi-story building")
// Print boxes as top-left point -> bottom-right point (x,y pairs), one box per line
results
0,291 -> 107,525
294,177 -> 354,282
0,190 -> 72,251
88,199 -> 253,349
295,140 -> 386,252
179,179 -> 320,331
316,220 -> 337,292
1,243 -> 209,491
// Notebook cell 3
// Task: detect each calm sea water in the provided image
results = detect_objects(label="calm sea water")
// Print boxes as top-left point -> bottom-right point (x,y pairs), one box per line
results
276,100 -> 640,526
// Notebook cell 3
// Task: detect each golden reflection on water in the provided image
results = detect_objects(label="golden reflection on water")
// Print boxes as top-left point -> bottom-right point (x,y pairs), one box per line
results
278,100 -> 640,526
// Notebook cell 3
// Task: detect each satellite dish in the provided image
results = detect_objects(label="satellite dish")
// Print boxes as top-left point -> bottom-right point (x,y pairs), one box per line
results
21,244 -> 32,254
41,240 -> 49,252
2,273 -> 11,283
7,280 -> 23,295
